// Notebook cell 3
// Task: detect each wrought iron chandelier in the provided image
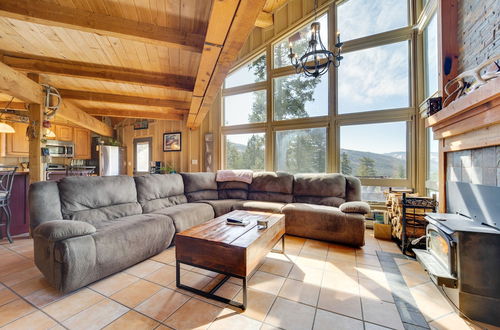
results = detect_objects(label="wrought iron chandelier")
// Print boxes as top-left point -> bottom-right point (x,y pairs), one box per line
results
288,0 -> 343,78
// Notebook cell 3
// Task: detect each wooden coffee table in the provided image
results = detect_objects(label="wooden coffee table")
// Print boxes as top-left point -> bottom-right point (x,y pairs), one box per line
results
175,210 -> 285,309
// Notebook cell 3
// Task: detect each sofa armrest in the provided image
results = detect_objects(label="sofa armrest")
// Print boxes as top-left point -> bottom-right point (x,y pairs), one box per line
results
339,201 -> 370,214
34,220 -> 96,242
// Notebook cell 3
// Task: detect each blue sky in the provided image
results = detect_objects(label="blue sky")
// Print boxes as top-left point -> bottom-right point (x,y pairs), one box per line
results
223,0 -> 417,154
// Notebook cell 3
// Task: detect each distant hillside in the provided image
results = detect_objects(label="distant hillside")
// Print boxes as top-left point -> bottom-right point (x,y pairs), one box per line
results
228,142 -> 439,179
341,149 -> 406,178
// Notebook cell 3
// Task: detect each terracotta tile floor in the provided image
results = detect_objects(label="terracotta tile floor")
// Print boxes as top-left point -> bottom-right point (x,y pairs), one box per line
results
0,231 -> 496,330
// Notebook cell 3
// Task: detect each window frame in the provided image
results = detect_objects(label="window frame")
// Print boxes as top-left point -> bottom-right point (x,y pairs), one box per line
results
220,0 -> 419,201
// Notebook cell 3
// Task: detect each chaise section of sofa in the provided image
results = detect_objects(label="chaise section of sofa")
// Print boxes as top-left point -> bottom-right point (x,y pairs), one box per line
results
30,176 -> 176,293
282,174 -> 369,246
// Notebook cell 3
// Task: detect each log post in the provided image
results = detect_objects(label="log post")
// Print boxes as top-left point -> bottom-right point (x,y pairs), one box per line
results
27,73 -> 45,182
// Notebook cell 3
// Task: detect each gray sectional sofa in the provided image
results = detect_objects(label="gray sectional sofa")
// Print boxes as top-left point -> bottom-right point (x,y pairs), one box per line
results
29,172 -> 370,293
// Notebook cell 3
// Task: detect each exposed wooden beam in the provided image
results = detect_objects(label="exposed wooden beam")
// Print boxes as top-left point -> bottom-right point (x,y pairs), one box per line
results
0,101 -> 26,110
254,0 -> 288,28
0,0 -> 204,53
84,109 -> 183,121
188,0 -> 268,128
255,11 -> 273,28
56,101 -> 113,137
0,61 -> 44,103
2,54 -> 195,91
27,73 -> 44,182
58,89 -> 190,110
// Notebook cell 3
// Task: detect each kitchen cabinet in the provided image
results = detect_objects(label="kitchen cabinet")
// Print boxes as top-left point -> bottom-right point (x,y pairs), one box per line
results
74,127 -> 91,159
55,124 -> 73,141
6,122 -> 29,156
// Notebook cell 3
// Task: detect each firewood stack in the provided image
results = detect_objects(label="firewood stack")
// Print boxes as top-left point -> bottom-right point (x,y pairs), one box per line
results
385,190 -> 418,240
385,190 -> 438,240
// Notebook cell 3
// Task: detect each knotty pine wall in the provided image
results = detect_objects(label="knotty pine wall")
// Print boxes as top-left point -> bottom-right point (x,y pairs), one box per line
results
116,95 -> 221,175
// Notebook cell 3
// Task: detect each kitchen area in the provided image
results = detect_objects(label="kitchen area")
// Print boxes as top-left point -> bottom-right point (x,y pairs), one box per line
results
0,121 -> 126,237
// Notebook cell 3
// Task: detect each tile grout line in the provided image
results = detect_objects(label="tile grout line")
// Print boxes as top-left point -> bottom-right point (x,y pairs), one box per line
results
0,280 -> 70,329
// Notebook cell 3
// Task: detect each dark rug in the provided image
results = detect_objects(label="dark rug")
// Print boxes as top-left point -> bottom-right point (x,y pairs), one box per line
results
376,251 -> 430,330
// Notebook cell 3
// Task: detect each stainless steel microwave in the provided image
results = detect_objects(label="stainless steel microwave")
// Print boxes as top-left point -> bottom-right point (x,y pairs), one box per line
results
47,141 -> 74,158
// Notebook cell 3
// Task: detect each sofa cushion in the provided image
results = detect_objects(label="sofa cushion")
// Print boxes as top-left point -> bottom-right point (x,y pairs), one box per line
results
339,201 -> 370,214
29,181 -> 63,231
34,220 -> 96,242
91,213 -> 175,278
218,181 -> 249,200
181,172 -> 218,202
58,176 -> 142,221
233,200 -> 285,213
151,202 -> 215,232
345,176 -> 362,202
293,173 -> 346,206
198,199 -> 242,217
282,203 -> 365,246
134,174 -> 187,213
248,172 -> 293,203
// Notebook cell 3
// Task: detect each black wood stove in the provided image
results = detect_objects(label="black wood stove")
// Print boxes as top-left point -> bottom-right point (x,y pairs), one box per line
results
414,182 -> 500,326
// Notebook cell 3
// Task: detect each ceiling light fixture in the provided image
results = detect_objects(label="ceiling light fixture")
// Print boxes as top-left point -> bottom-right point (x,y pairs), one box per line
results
0,122 -> 15,134
288,0 -> 343,78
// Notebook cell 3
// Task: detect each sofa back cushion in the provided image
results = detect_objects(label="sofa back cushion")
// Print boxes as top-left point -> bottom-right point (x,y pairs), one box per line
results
58,176 -> 142,221
248,172 -> 293,203
345,175 -> 362,202
135,174 -> 187,213
181,172 -> 218,202
293,173 -> 346,207
218,181 -> 249,199
29,181 -> 63,231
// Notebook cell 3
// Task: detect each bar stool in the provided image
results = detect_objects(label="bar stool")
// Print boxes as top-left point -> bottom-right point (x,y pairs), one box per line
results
0,165 -> 18,243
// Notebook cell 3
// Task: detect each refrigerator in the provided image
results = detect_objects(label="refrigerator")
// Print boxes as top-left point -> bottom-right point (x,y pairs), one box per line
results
96,145 -> 127,176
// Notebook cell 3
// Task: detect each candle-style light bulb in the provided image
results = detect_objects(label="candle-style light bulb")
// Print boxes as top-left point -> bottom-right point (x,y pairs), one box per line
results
336,31 -> 341,44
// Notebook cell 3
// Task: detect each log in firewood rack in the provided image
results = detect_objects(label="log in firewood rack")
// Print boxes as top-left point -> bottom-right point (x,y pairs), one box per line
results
400,193 -> 438,256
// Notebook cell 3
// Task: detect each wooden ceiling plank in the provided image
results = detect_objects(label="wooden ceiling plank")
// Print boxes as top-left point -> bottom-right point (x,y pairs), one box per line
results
2,54 -> 195,91
84,108 -> 183,121
58,89 -> 190,110
189,0 -> 268,128
56,101 -> 113,136
0,60 -> 44,103
0,0 -> 204,53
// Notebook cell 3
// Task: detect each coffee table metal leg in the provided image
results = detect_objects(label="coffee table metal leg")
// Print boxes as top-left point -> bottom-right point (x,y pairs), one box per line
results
242,277 -> 247,310
176,260 -> 246,310
272,234 -> 285,254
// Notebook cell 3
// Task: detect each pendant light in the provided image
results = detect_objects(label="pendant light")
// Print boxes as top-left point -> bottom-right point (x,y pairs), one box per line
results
0,122 -> 15,133
288,0 -> 343,78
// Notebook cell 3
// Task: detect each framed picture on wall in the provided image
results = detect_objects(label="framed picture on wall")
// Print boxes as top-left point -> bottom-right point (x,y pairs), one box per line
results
163,132 -> 182,152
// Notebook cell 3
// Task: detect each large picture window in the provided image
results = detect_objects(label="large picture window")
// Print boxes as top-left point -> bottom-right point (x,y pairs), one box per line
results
223,90 -> 266,126
273,73 -> 328,121
340,122 -> 407,179
338,41 -> 410,114
424,13 -> 438,98
275,127 -> 327,173
225,53 -> 266,88
225,133 -> 265,171
337,0 -> 408,41
221,0 -> 416,201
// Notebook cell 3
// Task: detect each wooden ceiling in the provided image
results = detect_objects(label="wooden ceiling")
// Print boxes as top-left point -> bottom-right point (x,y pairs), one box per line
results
0,0 -> 273,130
